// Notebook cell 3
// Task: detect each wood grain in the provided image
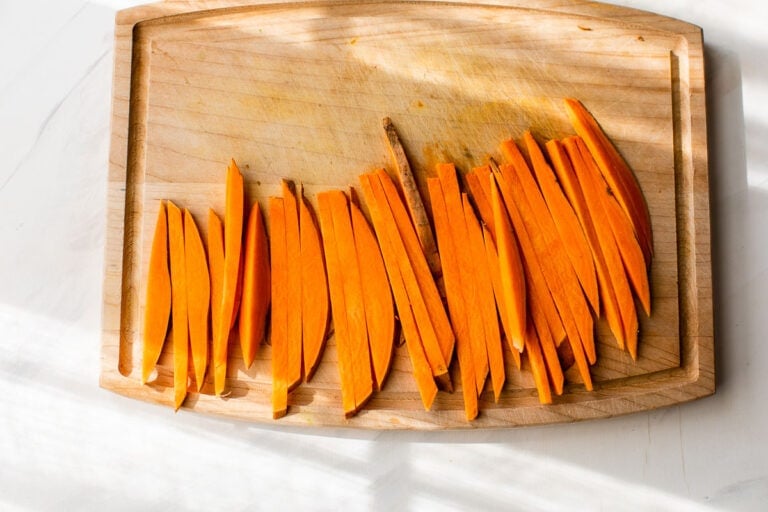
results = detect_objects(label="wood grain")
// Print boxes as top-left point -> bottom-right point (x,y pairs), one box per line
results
101,0 -> 714,429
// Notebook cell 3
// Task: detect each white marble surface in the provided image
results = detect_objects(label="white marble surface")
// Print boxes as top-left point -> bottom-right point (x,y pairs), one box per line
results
0,0 -> 765,510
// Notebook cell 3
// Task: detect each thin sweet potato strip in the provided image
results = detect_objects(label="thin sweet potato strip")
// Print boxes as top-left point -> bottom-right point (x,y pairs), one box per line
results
282,180 -> 303,389
592,173 -> 652,316
184,209 -> 210,392
166,200 -> 188,411
427,176 -> 477,419
528,287 -> 565,395
269,197 -> 289,419
437,163 -> 488,395
500,139 -> 596,364
208,209 -> 224,359
546,139 -> 625,350
213,160 -> 244,397
524,321 -> 552,405
481,225 -> 521,370
239,202 -> 270,369
376,169 -> 455,368
463,193 -> 505,401
300,191 -> 329,382
382,117 -> 441,275
350,200 -> 395,391
604,198 -> 651,317
360,173 -> 439,409
523,131 -> 599,314
489,172 -> 526,353
365,171 -> 451,387
142,201 -> 171,385
564,98 -> 653,263
492,160 -> 594,387
567,137 -> 639,359
327,190 -> 374,414
486,160 -> 565,345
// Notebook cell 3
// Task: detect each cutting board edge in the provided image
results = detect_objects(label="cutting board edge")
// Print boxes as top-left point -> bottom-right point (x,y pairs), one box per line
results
98,366 -> 713,430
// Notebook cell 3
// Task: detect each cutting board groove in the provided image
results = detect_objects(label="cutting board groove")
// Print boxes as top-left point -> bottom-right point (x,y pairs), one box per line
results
101,0 -> 713,429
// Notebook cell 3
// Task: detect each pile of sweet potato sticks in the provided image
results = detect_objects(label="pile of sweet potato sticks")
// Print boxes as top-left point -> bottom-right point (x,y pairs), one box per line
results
141,98 -> 652,421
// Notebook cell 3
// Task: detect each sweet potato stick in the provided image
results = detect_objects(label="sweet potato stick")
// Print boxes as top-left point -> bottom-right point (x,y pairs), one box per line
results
525,321 -> 552,405
546,140 -> 625,350
269,197 -> 290,419
427,177 -> 477,419
530,293 -> 565,396
376,169 -> 455,367
564,98 -> 653,263
603,194 -> 651,317
208,209 -> 224,356
184,209 -> 210,391
500,140 -> 596,364
360,173 -> 438,409
239,202 -> 270,369
524,131 -> 599,313
300,190 -> 329,382
282,180 -> 303,389
350,200 -> 395,390
142,201 -> 171,385
437,163 -> 488,394
213,160 -> 244,397
566,137 -> 639,359
367,170 -> 452,386
328,191 -> 374,413
492,163 -> 594,388
488,159 -> 565,346
166,201 -> 188,411
489,172 -> 526,352
464,194 -> 505,401
481,225 -> 521,370
382,117 -> 441,276
317,192 -> 364,417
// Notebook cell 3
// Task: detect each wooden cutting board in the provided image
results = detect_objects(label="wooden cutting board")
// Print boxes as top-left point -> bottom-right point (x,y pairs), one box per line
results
100,0 -> 714,429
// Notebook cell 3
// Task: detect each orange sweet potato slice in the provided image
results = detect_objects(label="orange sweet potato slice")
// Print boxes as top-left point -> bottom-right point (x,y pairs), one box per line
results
427,176 -> 477,420
565,137 -> 640,359
489,172 -> 526,352
546,139 -> 625,351
142,201 -> 171,385
463,193 -> 505,402
524,320 -> 552,405
360,173 -> 439,409
523,131 -> 598,314
281,180 -> 303,389
213,160 -> 244,397
239,201 -> 270,369
437,163 -> 488,395
317,190 -> 373,417
166,200 -> 188,410
300,191 -> 329,382
481,225 -> 521,370
501,139 -> 595,365
376,169 -> 455,369
363,171 -> 451,388
183,209 -> 210,392
269,197 -> 289,419
564,98 -> 653,264
492,159 -> 593,390
350,200 -> 395,391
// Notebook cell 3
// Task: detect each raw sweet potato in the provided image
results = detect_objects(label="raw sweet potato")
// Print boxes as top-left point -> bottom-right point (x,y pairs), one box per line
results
183,209 -> 209,392
142,202 -> 171,385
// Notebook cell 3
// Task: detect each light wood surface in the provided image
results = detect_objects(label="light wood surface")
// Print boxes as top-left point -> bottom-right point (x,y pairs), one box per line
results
101,0 -> 713,429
